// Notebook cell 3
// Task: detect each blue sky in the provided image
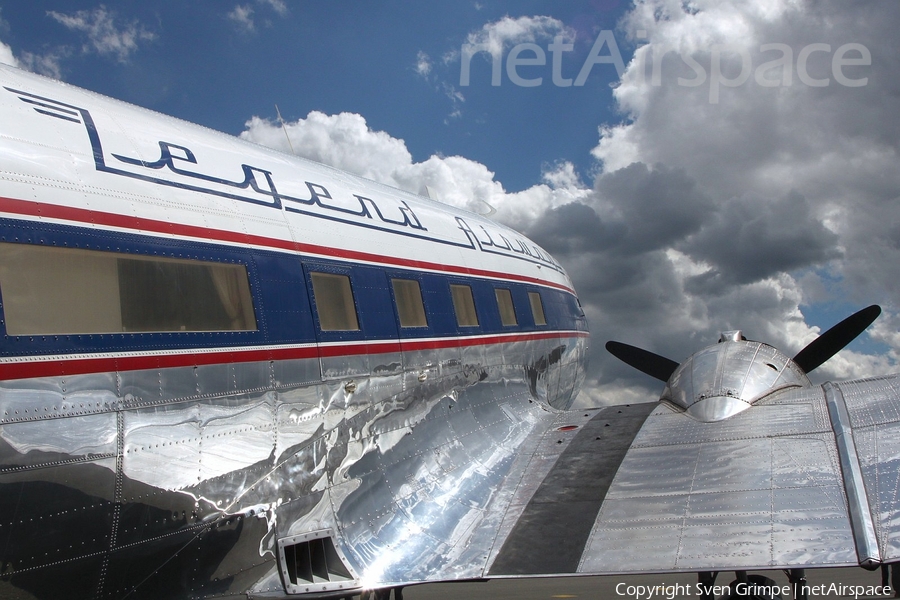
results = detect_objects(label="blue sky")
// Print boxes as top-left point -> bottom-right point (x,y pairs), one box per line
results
2,1 -> 899,405
0,1 -> 629,192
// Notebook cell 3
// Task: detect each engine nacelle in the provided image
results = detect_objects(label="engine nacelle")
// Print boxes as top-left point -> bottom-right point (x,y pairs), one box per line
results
661,330 -> 811,422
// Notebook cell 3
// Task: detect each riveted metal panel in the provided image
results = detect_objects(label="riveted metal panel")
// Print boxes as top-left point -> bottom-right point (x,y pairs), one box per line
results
579,522 -> 684,571
273,356 -> 320,388
321,352 -> 370,380
840,375 -> 900,428
119,368 -> 163,406
230,359 -> 272,393
579,388 -> 859,573
195,362 -> 233,398
842,376 -> 900,561
633,400 -> 827,449
158,364 -> 200,403
0,412 -> 117,471
0,458 -> 117,574
0,375 -> 118,423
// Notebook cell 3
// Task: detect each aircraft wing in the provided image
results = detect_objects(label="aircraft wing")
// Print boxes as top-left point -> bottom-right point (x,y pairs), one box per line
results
486,375 -> 900,578
1,62 -> 897,599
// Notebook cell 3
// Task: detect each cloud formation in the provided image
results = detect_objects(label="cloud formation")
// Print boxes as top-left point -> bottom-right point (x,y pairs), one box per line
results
241,111 -> 589,222
0,40 -> 15,68
16,50 -> 65,79
47,6 -> 155,63
415,51 -> 432,77
0,10 -> 17,68
244,3 -> 900,407
227,0 -> 290,33
462,14 -> 572,61
592,1 -> 900,397
227,5 -> 255,32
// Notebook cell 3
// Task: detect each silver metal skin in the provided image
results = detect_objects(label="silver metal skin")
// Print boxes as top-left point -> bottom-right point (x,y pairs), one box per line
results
580,373 -> 900,574
662,335 -> 811,422
823,382 -> 880,568
5,62 -> 900,600
0,342 -> 588,599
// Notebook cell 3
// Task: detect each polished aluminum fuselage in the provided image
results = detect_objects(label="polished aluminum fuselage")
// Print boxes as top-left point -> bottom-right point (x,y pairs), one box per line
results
0,65 -> 587,599
5,63 -> 900,600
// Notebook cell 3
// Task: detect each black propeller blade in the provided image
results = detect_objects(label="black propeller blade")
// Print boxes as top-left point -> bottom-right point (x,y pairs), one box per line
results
605,341 -> 679,382
792,304 -> 882,374
607,305 -> 882,381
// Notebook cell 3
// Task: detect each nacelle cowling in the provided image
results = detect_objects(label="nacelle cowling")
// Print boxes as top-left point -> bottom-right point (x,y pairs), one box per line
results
661,330 -> 811,422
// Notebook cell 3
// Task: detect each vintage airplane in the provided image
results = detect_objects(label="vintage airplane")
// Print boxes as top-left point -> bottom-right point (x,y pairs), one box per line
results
0,61 -> 898,600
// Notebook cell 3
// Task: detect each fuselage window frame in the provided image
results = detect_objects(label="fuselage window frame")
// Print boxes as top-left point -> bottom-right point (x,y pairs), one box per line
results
528,291 -> 547,326
495,288 -> 518,327
391,277 -> 428,328
450,283 -> 479,328
309,271 -> 361,332
0,242 -> 258,335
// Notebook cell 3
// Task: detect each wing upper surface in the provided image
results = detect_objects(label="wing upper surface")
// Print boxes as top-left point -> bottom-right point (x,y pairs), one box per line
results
485,374 -> 900,578
577,385 -> 857,573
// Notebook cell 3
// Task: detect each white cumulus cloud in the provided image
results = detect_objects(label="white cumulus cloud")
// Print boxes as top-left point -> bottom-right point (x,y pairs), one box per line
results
416,51 -> 432,77
240,111 -> 590,225
572,0 -> 900,400
47,6 -> 155,62
0,9 -> 18,68
462,14 -> 572,61
228,5 -> 256,32
0,39 -> 16,68
244,4 -> 900,407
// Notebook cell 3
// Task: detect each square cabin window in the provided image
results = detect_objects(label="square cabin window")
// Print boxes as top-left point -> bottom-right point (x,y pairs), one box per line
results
392,278 -> 427,328
0,243 -> 257,335
310,272 -> 360,331
450,284 -> 479,327
495,288 -> 517,326
528,291 -> 547,326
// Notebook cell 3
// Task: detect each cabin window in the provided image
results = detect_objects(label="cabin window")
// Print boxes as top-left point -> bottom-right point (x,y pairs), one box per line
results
391,278 -> 427,328
528,291 -> 547,326
310,272 -> 360,331
450,284 -> 479,327
0,243 -> 256,335
495,288 -> 517,326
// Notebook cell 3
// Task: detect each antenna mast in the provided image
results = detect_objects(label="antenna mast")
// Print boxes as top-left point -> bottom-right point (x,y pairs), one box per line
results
274,104 -> 296,155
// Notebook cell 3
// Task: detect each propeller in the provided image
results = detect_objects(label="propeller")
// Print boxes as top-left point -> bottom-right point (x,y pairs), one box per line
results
607,304 -> 882,380
605,341 -> 678,382
792,304 -> 881,373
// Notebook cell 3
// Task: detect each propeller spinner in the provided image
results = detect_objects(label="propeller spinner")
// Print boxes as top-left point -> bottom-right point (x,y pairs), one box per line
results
606,305 -> 882,422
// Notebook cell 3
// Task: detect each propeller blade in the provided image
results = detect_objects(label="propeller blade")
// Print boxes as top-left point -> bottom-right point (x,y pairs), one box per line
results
606,341 -> 679,382
792,305 -> 882,373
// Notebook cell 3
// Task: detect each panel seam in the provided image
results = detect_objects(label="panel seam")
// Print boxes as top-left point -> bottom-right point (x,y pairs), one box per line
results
824,381 -> 881,567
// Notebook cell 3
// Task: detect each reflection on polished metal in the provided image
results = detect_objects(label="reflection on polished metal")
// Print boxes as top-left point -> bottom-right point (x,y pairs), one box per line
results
4,60 -> 900,600
823,382 -> 880,568
0,339 -> 588,598
580,374 -> 900,573
662,334 -> 811,422
277,529 -> 359,594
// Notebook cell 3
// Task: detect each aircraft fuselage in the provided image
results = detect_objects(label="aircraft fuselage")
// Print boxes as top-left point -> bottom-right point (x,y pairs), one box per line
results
0,65 -> 588,599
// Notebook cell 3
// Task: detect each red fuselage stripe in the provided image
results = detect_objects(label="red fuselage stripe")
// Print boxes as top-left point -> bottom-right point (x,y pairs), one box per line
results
0,331 -> 588,381
0,195 -> 575,294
